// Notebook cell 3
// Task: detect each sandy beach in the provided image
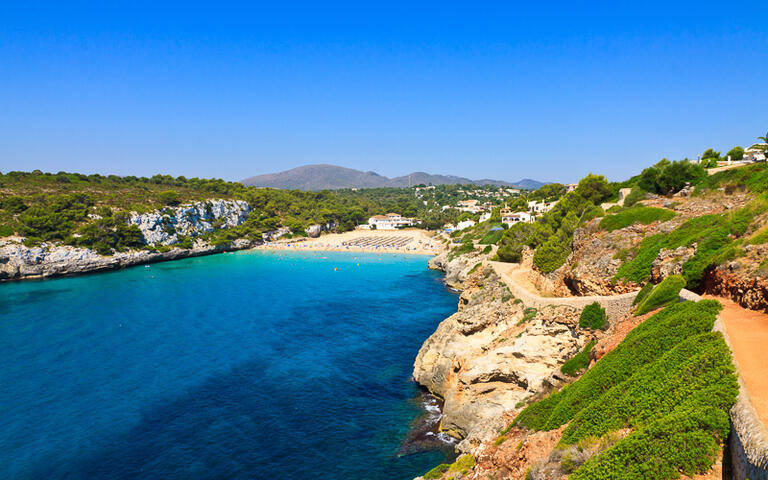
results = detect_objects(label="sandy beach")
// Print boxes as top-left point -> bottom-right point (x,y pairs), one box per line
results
254,229 -> 443,255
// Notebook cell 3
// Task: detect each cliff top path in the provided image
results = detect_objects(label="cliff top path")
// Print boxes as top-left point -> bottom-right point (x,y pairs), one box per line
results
706,295 -> 768,427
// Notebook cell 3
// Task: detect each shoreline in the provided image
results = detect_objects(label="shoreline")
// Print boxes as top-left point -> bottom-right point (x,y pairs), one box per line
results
254,229 -> 444,256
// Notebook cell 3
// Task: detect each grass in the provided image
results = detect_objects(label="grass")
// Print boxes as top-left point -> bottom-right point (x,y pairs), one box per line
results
505,300 -> 736,480
599,206 -> 676,232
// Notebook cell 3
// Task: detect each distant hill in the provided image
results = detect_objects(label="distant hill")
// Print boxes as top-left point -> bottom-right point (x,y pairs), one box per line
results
240,164 -> 546,190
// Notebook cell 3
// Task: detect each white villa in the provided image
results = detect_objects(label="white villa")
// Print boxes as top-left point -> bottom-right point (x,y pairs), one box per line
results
500,206 -> 532,226
457,199 -> 486,213
455,219 -> 476,231
368,213 -> 414,230
528,200 -> 556,215
478,212 -> 492,223
745,144 -> 768,162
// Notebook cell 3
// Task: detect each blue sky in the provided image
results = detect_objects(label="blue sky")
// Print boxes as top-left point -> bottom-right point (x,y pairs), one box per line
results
1,2 -> 767,183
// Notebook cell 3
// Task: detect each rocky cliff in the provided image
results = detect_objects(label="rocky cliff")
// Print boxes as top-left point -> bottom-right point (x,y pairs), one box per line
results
130,199 -> 250,245
0,199 -> 254,281
413,265 -> 589,453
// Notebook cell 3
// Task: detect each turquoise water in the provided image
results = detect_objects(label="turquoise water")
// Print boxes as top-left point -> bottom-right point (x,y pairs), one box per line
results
0,250 -> 458,479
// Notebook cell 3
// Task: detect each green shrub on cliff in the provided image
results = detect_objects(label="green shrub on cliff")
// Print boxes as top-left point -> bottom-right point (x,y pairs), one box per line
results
508,300 -> 736,480
634,275 -> 685,316
422,463 -> 449,479
632,283 -> 654,306
579,302 -> 607,330
561,341 -> 596,377
598,206 -> 675,232
533,235 -> 571,273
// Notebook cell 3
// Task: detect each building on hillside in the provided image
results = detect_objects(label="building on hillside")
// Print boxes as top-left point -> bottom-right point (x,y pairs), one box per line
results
478,212 -> 492,223
455,219 -> 476,231
443,223 -> 455,233
565,183 -> 578,193
457,199 -> 485,213
745,144 -> 768,162
501,210 -> 532,226
528,201 -> 556,215
368,213 -> 414,230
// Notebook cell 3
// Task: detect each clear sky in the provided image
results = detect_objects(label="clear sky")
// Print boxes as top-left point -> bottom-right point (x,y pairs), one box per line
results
1,2 -> 767,184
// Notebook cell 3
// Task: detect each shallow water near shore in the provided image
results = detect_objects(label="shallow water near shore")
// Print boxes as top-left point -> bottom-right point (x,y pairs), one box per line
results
0,250 -> 458,479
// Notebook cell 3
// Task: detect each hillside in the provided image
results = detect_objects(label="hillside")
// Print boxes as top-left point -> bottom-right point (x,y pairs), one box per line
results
240,164 -> 545,190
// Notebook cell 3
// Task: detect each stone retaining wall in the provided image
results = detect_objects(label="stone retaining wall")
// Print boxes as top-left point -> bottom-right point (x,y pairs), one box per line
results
488,262 -> 636,322
489,262 -> 768,479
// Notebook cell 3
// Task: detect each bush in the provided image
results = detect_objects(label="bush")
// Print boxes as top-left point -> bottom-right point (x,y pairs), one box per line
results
637,159 -> 706,195
634,275 -> 686,316
533,235 -> 571,273
423,463 -> 450,479
158,190 -> 181,206
579,302 -> 607,330
449,455 -> 476,475
632,283 -> 654,306
510,300 -> 735,480
561,341 -> 596,377
599,206 -> 675,232
621,187 -> 646,208
1,195 -> 28,214
0,224 -> 14,236
726,146 -> 744,161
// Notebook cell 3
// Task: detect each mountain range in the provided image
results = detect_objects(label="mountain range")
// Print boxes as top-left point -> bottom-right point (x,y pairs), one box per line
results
240,164 -> 546,191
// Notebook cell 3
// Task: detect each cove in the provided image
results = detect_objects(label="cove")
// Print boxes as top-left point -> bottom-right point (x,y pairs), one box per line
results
0,250 -> 458,479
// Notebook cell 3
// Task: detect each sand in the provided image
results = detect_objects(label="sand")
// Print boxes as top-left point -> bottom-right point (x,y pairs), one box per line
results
254,229 -> 443,255
706,295 -> 768,426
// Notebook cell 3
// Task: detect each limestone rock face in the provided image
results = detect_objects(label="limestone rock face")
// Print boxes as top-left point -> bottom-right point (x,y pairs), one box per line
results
0,240 -> 251,280
413,268 -> 585,452
428,249 -> 488,289
650,245 -> 696,283
130,199 -> 250,245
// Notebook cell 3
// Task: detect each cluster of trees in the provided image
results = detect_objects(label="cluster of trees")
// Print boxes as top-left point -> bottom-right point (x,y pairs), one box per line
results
495,174 -> 611,272
636,159 -> 706,195
700,146 -> 745,168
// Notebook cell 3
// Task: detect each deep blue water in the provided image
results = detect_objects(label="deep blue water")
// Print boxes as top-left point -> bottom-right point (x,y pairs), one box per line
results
0,250 -> 458,480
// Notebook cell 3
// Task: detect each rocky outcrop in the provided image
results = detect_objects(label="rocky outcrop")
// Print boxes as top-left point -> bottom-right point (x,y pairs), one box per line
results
413,267 -> 587,452
428,249 -> 488,289
650,245 -> 696,283
0,238 -> 254,281
704,264 -> 768,311
130,199 -> 250,245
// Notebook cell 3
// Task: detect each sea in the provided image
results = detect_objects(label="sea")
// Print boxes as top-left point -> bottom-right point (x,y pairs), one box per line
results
0,250 -> 459,479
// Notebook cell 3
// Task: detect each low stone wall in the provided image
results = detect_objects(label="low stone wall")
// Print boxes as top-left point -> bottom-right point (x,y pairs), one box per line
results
488,262 -> 636,322
489,263 -> 768,479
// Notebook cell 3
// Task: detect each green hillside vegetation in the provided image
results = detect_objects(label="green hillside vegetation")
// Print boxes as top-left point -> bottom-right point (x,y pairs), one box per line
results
579,302 -> 608,330
613,201 -> 759,288
510,300 -> 736,479
561,341 -> 596,377
631,283 -> 654,306
496,174 -> 611,272
599,206 -> 675,232
0,170 -> 435,249
634,275 -> 686,315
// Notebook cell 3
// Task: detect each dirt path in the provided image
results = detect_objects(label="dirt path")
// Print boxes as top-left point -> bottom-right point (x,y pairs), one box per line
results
706,295 -> 768,426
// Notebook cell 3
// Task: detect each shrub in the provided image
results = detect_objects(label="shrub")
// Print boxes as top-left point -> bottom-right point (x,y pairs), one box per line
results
599,206 -> 675,232
509,300 -> 735,480
533,235 -> 571,273
637,159 -> 706,195
726,146 -> 744,161
621,187 -> 646,208
561,341 -> 596,377
449,455 -> 475,475
423,463 -> 450,480
634,275 -> 686,316
1,195 -> 28,214
0,224 -> 14,236
579,302 -> 607,330
632,283 -> 654,306
158,190 -> 181,206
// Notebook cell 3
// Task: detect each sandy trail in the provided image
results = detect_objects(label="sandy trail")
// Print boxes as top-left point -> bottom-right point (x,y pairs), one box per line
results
706,295 -> 768,426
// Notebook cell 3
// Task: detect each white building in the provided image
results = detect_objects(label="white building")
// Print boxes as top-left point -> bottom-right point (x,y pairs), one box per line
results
478,212 -> 492,223
501,209 -> 532,226
368,213 -> 414,230
745,144 -> 768,162
528,201 -> 555,215
455,219 -> 476,231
